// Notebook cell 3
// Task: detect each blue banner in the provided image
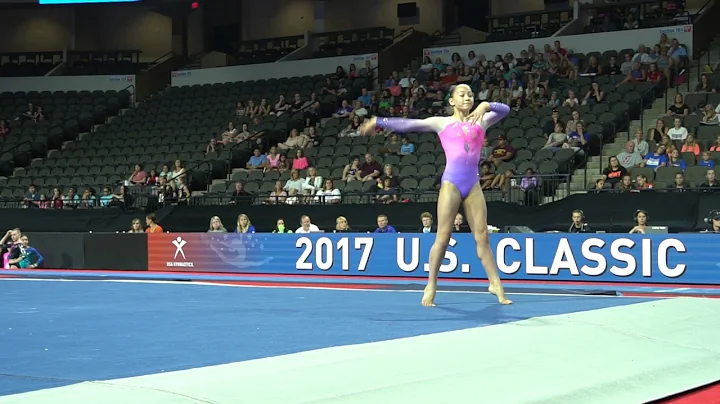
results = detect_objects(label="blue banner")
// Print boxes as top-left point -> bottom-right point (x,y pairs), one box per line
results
147,233 -> 720,284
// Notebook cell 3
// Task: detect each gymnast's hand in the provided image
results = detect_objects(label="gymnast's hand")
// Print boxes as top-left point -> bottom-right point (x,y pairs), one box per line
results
359,116 -> 377,136
467,102 -> 491,125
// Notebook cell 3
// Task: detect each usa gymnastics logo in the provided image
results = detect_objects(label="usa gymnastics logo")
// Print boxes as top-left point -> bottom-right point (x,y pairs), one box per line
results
167,236 -> 194,268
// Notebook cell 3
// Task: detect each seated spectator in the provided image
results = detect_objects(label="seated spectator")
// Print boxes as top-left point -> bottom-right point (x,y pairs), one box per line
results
375,215 -> 397,233
378,164 -> 400,190
283,170 -> 304,194
667,39 -> 687,80
620,53 -> 634,75
646,63 -> 663,84
602,156 -> 628,187
80,188 -> 97,208
333,100 -> 353,118
288,94 -> 304,111
583,82 -> 604,106
352,100 -> 368,117
302,167 -> 322,201
273,95 -> 291,116
632,129 -> 649,156
634,174 -> 654,190
648,119 -> 668,143
681,135 -> 700,157
24,184 -> 40,208
420,56 -> 434,71
229,182 -> 252,205
278,128 -> 309,150
20,103 -> 35,121
642,145 -> 668,170
128,164 -> 147,185
710,135 -> 720,151
246,100 -> 259,118
246,148 -> 267,170
342,156 -> 361,182
419,212 -> 435,233
334,216 -> 351,232
315,179 -> 341,204
208,216 -> 227,232
264,146 -> 281,172
155,177 -> 174,204
588,179 -> 605,193
357,88 -> 372,106
169,160 -> 187,190
479,162 -> 495,189
235,214 -> 256,233
544,122 -> 568,149
339,115 -> 362,138
399,69 -> 416,88
547,90 -> 561,108
207,122 -> 239,153
258,99 -> 271,116
382,133 -> 402,155
489,135 -> 515,167
376,178 -> 399,204
617,60 -> 647,86
667,117 -> 688,148
696,74 -> 716,93
277,154 -> 290,173
265,180 -> 287,205
386,79 -> 402,97
128,218 -> 144,233
584,56 -> 602,75
378,89 -> 393,109
615,175 -> 634,191
668,172 -> 688,191
566,122 -> 590,152
235,101 -> 246,117
292,149 -> 309,170
660,135 -> 677,154
296,215 -> 320,233
701,104 -> 720,125
358,154 -> 382,182
563,90 -> 580,108
700,169 -> 719,190
668,149 -> 687,169
617,141 -> 644,169
398,137 -> 415,155
63,187 -> 80,209
0,120 -> 9,137
304,99 -> 322,127
604,56 -> 622,76
50,187 -> 64,209
667,94 -> 689,117
146,169 -> 158,186
699,151 -> 716,169
347,63 -> 358,80
272,218 -> 293,233
285,188 -> 300,205
99,187 -> 113,207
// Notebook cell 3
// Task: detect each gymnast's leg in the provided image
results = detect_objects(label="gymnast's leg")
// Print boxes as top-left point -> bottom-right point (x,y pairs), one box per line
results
463,183 -> 512,304
422,181 -> 463,307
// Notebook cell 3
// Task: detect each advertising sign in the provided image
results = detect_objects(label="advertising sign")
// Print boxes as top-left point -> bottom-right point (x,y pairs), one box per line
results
147,233 -> 717,284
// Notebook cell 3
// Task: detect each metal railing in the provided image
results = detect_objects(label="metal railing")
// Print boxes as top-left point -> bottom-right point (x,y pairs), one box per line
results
505,174 -> 571,205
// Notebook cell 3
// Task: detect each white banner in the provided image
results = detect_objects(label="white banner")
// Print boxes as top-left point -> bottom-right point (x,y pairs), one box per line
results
0,75 -> 135,93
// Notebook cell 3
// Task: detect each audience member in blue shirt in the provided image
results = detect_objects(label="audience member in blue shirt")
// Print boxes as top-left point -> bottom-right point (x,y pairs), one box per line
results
699,151 -> 716,169
234,213 -> 256,233
374,214 -> 397,233
643,145 -> 669,169
667,149 -> 687,169
357,88 -> 372,107
567,123 -> 591,151
99,187 -> 114,207
246,148 -> 267,170
399,138 -> 415,155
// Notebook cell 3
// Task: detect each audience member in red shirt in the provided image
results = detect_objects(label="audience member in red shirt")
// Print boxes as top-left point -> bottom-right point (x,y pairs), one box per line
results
489,136 -> 516,168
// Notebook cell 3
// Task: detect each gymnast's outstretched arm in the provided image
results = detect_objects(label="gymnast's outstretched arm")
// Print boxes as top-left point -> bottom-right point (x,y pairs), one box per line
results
479,102 -> 510,131
360,116 -> 447,135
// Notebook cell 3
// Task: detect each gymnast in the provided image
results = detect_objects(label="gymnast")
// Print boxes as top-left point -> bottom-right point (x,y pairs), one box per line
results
359,84 -> 512,306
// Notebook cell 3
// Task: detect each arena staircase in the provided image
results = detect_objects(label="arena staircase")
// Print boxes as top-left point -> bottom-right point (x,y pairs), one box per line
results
552,48 -> 719,201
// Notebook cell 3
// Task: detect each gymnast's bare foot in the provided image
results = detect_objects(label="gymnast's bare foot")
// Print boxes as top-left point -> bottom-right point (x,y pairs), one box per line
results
489,283 -> 513,305
421,285 -> 437,307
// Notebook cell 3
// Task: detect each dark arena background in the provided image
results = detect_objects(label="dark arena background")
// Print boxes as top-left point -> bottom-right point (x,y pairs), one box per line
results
1,0 -> 720,403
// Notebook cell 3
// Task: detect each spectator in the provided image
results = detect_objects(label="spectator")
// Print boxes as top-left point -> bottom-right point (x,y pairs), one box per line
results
292,149 -> 309,170
605,56 -> 622,76
229,182 -> 252,205
296,215 -> 320,233
357,88 -> 372,106
710,135 -> 720,151
24,184 -> 40,207
302,167 -> 322,200
520,168 -> 541,206
334,216 -> 351,232
352,100 -> 368,117
700,169 -> 719,190
303,99 -> 321,127
566,122 -> 590,152
63,187 -> 80,209
285,188 -> 300,205
378,164 -> 400,190
681,135 -> 700,157
629,210 -> 649,234
646,63 -> 663,84
563,90 -> 580,108
273,95 -> 291,116
616,175 -> 633,191
374,215 -> 397,233
265,181 -> 287,205
208,216 -> 227,232
696,74 -> 716,93
701,104 -> 719,125
668,172 -> 688,191
648,119 -> 668,143
145,213 -> 164,233
398,137 -> 415,155
583,82 -> 604,106
479,162 -> 495,189
278,128 -> 309,150
128,218 -> 144,233
667,117 -> 688,147
489,135 -> 515,167
667,39 -> 687,78
667,94 -> 689,117
624,13 -> 639,29
342,156 -> 361,182
272,218 -> 293,233
235,101 -> 246,117
641,145 -> 668,170
283,170 -> 304,194
376,178 -> 398,204
128,164 -> 147,185
544,122 -> 568,149
620,53 -> 634,75
264,146 -> 281,172
699,151 -> 716,169
632,130 -> 649,156
616,61 -> 646,87
667,149 -> 687,169
235,214 -> 255,233
634,174 -> 654,190
332,100 -> 353,118
245,148 -> 267,170
315,179 -> 341,204
584,56 -> 602,75
146,169 -> 159,186
589,178 -> 605,193
358,153 -> 382,182
602,156 -> 628,187
399,69 -> 416,88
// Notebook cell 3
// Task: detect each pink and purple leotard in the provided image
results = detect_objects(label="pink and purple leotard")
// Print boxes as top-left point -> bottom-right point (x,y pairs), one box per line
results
376,102 -> 510,198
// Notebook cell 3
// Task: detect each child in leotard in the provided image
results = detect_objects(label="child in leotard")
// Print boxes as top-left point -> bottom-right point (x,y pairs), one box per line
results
360,85 -> 512,306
